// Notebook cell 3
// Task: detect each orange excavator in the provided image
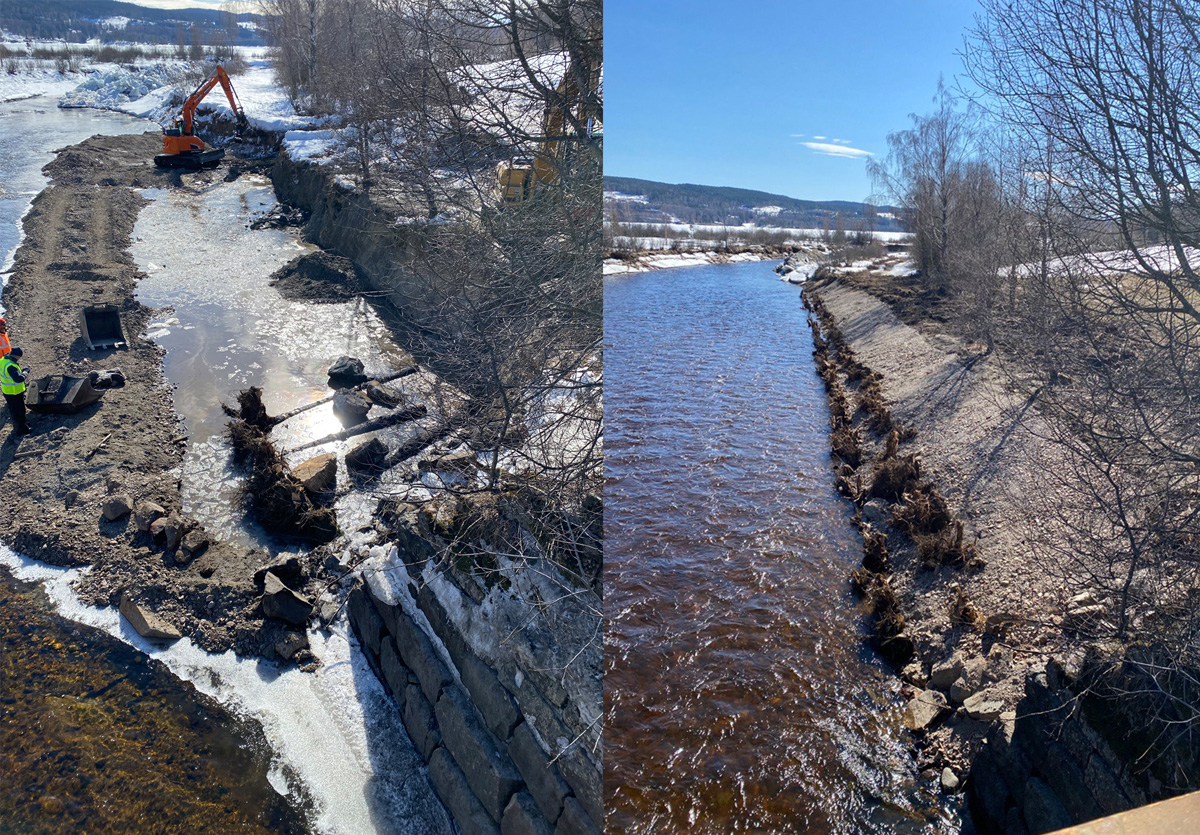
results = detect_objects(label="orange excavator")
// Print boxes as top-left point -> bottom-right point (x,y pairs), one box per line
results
155,65 -> 249,169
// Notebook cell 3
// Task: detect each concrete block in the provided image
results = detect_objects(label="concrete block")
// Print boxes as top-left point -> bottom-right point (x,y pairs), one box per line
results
554,797 -> 600,835
436,685 -> 522,823
555,745 -> 602,830
508,722 -> 568,824
1022,776 -> 1072,835
429,746 -> 500,835
403,683 -> 441,762
1084,752 -> 1132,816
418,583 -> 470,670
501,792 -> 554,835
1044,742 -> 1101,823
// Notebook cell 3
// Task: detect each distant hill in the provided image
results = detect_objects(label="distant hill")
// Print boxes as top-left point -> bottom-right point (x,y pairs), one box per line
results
604,176 -> 905,232
0,0 -> 266,47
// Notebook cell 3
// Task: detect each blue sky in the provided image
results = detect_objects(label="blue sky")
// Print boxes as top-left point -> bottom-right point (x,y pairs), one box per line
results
605,0 -> 983,202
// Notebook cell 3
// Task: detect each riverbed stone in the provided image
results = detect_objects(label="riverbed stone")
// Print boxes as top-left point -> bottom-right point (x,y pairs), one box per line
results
101,494 -> 133,521
149,516 -> 169,543
162,514 -> 185,551
333,389 -> 372,422
254,555 -> 305,588
507,722 -> 568,824
346,437 -> 388,473
929,656 -> 964,690
365,380 -> 402,407
180,529 -> 209,559
429,746 -> 500,835
435,684 -> 522,822
133,500 -> 166,531
294,453 -> 336,493
501,792 -> 553,835
327,355 -> 367,387
274,630 -> 308,660
119,592 -> 181,641
963,690 -> 1005,722
262,572 -> 314,625
941,767 -> 960,792
903,689 -> 949,731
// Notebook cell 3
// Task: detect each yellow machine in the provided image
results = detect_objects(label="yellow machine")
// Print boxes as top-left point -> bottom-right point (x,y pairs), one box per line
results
497,60 -> 601,204
155,65 -> 248,169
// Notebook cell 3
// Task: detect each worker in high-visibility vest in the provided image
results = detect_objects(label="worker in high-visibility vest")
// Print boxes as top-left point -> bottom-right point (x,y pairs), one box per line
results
0,346 -> 29,436
0,318 -> 11,358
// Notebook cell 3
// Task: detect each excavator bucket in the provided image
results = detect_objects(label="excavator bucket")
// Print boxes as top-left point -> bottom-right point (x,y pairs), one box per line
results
80,304 -> 126,350
25,375 -> 104,415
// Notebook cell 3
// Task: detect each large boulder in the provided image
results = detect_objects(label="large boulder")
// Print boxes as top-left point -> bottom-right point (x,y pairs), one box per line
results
293,453 -> 336,493
133,501 -> 166,532
346,437 -> 387,473
332,390 -> 372,424
253,556 -> 305,588
903,689 -> 949,731
262,572 -> 314,625
119,593 -> 181,641
327,356 -> 367,388
101,494 -> 133,522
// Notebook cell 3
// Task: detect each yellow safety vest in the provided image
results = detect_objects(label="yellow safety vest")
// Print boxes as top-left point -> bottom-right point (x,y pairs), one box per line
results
0,355 -> 25,396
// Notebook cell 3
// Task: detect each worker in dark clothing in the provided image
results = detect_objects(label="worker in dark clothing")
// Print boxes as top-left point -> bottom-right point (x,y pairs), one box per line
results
1,346 -> 30,435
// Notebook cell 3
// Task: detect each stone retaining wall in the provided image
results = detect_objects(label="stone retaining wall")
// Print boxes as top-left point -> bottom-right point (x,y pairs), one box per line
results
969,671 -> 1147,834
348,574 -> 602,835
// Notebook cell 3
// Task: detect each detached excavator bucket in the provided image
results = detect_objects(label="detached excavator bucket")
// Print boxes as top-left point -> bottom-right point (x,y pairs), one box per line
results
80,304 -> 126,350
26,375 -> 104,415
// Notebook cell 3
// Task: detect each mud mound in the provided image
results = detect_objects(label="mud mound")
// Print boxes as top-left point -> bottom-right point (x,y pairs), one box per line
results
268,251 -> 361,303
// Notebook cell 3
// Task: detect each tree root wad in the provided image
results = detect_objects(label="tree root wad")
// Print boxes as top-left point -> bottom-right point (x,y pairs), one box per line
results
225,387 -> 339,543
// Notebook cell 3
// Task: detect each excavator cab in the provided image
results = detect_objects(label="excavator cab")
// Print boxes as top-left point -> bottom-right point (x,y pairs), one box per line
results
155,65 -> 248,169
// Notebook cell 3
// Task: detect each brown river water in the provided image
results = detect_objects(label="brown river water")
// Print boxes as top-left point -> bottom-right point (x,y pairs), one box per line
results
603,262 -> 957,833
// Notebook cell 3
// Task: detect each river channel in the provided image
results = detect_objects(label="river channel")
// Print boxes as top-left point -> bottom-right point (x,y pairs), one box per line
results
0,96 -> 450,834
604,262 -> 956,833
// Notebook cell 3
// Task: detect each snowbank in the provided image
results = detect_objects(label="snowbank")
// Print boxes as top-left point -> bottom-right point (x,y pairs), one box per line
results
0,67 -> 80,102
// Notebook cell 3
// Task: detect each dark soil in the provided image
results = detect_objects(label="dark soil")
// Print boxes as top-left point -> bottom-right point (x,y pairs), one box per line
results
0,133 -> 327,658
269,250 -> 361,303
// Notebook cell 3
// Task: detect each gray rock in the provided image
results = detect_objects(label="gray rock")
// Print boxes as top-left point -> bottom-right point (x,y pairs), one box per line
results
181,529 -> 209,558
404,683 -> 441,761
293,453 -> 336,493
162,514 -> 185,551
262,572 -> 314,625
941,767 -> 960,792
380,637 -> 409,705
365,380 -> 402,407
119,593 -> 181,641
275,631 -> 308,660
101,494 -> 133,521
963,691 -> 1005,722
64,489 -> 80,507
929,656 -> 964,690
507,722 -> 568,824
253,556 -> 304,588
459,651 -> 521,740
346,437 -> 388,473
435,684 -> 522,822
428,747 -> 500,834
903,689 -> 949,731
419,448 -> 479,474
134,500 -> 166,532
554,797 -> 600,835
327,355 -> 366,386
149,516 -> 169,543
333,389 -> 372,421
502,792 -> 554,835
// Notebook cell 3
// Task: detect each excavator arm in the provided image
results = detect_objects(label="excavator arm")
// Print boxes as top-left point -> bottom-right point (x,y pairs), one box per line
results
155,65 -> 248,169
178,65 -> 247,136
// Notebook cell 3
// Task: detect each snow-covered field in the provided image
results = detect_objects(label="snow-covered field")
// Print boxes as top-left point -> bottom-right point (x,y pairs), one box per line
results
608,221 -> 911,250
603,250 -> 775,276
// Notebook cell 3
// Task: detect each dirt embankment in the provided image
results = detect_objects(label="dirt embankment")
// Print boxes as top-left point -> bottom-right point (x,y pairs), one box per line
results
1,133 -> 312,657
802,274 -> 1083,777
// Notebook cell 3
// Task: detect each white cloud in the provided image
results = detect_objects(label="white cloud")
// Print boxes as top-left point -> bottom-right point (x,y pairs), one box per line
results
790,133 -> 806,138
813,134 -> 827,140
801,141 -> 873,159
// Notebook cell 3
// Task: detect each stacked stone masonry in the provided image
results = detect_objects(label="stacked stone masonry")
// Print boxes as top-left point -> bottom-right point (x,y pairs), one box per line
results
348,580 -> 602,835
969,671 -> 1147,835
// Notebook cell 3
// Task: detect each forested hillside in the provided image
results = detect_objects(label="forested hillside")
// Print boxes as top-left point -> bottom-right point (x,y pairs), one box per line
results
0,0 -> 265,46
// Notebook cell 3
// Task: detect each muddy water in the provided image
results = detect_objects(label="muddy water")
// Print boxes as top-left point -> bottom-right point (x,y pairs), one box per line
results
0,563 -> 308,834
604,262 -> 954,833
